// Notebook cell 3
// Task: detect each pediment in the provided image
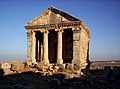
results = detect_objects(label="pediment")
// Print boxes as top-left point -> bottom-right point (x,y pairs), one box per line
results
25,6 -> 80,26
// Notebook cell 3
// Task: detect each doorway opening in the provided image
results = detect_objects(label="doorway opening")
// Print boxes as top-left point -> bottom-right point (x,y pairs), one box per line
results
63,28 -> 73,63
35,31 -> 43,62
48,30 -> 57,63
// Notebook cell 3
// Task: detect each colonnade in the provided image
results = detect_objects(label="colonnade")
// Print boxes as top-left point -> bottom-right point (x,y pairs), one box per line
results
31,29 -> 64,64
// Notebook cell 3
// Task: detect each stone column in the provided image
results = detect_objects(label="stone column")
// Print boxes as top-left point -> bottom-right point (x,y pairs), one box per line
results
32,31 -> 36,63
26,30 -> 32,62
40,43 -> 43,62
43,30 -> 49,64
56,29 -> 63,64
37,40 -> 40,62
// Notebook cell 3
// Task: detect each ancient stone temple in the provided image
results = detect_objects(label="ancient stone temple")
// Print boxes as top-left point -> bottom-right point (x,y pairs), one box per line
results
25,6 -> 90,70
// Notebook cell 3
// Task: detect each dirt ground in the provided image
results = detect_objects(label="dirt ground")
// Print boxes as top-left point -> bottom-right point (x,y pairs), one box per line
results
0,68 -> 120,89
0,62 -> 120,89
0,71 -> 93,89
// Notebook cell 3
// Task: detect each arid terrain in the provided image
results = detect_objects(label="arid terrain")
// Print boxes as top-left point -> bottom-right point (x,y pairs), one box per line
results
0,60 -> 120,89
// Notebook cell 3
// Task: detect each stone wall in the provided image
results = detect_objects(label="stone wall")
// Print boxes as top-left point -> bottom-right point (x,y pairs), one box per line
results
72,28 -> 81,65
80,27 -> 89,69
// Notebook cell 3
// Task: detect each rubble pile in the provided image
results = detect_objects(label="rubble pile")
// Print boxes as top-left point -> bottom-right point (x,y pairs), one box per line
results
0,61 -> 120,89
36,63 -> 83,79
0,61 -> 26,75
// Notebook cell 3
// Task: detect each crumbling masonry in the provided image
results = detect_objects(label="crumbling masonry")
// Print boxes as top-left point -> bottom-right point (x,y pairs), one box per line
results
25,6 -> 90,71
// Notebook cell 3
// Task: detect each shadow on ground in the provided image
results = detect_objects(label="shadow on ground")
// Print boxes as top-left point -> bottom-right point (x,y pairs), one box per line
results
0,67 -> 120,89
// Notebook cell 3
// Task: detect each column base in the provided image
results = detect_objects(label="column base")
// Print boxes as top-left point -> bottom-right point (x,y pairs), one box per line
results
26,58 -> 32,62
80,62 -> 88,69
43,58 -> 49,65
57,59 -> 63,64
72,58 -> 81,65
26,58 -> 37,67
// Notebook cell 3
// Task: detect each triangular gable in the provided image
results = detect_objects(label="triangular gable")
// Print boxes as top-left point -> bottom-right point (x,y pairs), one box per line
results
25,6 -> 81,26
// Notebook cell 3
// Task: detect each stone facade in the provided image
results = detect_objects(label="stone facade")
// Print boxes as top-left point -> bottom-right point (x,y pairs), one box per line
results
25,6 -> 90,70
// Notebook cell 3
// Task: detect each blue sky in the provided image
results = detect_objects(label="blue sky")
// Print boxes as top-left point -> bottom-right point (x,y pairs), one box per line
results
0,0 -> 120,62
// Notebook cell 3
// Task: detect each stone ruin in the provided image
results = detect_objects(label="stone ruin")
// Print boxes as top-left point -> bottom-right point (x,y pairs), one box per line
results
0,6 -> 90,78
1,6 -> 120,89
24,6 -> 90,77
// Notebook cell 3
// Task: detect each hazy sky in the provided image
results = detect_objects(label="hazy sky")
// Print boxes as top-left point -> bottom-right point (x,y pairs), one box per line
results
0,0 -> 120,62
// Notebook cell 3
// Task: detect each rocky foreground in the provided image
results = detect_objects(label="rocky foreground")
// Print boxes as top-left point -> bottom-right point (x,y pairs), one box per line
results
0,65 -> 120,89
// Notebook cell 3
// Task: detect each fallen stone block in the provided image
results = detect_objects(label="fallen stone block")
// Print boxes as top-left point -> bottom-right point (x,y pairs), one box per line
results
0,62 -> 11,69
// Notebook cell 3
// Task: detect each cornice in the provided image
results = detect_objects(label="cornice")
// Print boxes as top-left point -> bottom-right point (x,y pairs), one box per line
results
25,21 -> 90,38
25,21 -> 81,29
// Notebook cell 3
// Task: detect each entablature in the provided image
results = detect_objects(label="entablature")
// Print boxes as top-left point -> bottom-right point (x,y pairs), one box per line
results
25,21 -> 90,38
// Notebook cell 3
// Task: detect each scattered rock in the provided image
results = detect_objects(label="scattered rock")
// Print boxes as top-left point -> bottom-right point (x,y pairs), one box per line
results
0,62 -> 11,69
66,63 -> 73,70
10,64 -> 17,71
48,65 -> 54,71
74,64 -> 80,70
53,65 -> 59,70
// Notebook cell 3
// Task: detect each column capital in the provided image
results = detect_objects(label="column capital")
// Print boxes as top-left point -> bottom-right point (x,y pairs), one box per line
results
43,30 -> 49,34
40,29 -> 49,34
26,30 -> 32,34
31,31 -> 35,34
55,28 -> 64,33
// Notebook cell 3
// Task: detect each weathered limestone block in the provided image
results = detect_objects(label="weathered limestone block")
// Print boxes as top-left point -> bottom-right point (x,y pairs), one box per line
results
62,72 -> 80,79
79,29 -> 89,69
72,28 -> 81,65
9,61 -> 24,73
66,63 -> 74,70
0,62 -> 11,69
48,65 -> 54,71
56,64 -> 65,69
74,64 -> 80,70
72,28 -> 80,41
3,69 -> 13,75
73,33 -> 80,41
10,64 -> 17,71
